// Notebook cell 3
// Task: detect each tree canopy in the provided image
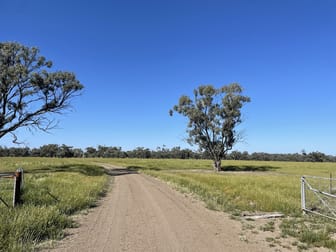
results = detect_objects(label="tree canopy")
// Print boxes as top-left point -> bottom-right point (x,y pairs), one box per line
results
0,42 -> 83,142
170,83 -> 250,171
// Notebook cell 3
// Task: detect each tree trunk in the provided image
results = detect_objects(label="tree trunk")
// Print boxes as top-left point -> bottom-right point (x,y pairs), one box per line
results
213,160 -> 222,172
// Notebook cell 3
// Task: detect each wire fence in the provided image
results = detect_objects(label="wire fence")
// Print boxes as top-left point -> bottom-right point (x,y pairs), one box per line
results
301,175 -> 336,221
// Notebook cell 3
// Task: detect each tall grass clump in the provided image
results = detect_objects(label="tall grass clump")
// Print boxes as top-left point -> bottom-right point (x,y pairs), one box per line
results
281,216 -> 336,250
0,158 -> 109,251
0,205 -> 71,250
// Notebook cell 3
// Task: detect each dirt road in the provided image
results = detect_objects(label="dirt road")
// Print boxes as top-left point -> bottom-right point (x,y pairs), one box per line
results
49,166 -> 273,252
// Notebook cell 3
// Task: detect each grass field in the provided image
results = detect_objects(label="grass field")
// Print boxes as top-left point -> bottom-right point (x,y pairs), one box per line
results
0,157 -> 109,251
2,157 -> 336,250
103,158 -> 336,250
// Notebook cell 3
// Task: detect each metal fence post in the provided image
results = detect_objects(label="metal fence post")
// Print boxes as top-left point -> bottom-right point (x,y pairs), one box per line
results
301,176 -> 306,213
330,172 -> 333,194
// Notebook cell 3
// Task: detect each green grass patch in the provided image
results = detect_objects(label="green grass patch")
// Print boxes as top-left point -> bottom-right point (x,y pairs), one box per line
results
0,157 -> 109,251
143,170 -> 301,215
280,216 -> 336,250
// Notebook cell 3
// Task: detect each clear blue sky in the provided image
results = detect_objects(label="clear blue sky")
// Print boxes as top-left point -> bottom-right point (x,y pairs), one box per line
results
1,0 -> 336,154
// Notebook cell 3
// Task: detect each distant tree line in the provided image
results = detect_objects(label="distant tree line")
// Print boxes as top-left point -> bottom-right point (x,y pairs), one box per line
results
0,145 -> 201,159
0,145 -> 335,162
226,150 -> 336,162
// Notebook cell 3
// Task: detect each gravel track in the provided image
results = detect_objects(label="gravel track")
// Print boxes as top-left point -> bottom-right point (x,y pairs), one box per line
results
47,165 -> 274,252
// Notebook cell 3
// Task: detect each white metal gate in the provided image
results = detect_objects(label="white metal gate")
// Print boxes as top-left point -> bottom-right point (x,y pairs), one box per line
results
301,175 -> 336,220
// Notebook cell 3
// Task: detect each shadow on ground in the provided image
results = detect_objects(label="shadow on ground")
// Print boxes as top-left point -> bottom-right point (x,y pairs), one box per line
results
26,163 -> 141,177
124,165 -> 279,173
26,164 -> 106,176
222,165 -> 279,172
105,168 -> 138,176
126,166 -> 162,171
27,164 -> 279,176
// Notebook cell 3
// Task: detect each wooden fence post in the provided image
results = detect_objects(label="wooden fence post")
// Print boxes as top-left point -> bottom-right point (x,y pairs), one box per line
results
13,168 -> 23,207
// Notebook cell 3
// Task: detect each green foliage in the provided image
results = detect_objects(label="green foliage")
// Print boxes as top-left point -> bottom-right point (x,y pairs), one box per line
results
281,217 -> 336,250
170,83 -> 250,171
0,158 -> 109,251
0,205 -> 71,251
0,42 -> 83,142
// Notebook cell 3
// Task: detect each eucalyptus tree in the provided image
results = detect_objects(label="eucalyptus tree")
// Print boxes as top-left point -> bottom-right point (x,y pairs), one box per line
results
0,42 -> 83,142
170,83 -> 250,171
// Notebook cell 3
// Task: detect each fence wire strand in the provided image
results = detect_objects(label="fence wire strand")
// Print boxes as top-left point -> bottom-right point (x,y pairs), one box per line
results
0,176 -> 13,208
